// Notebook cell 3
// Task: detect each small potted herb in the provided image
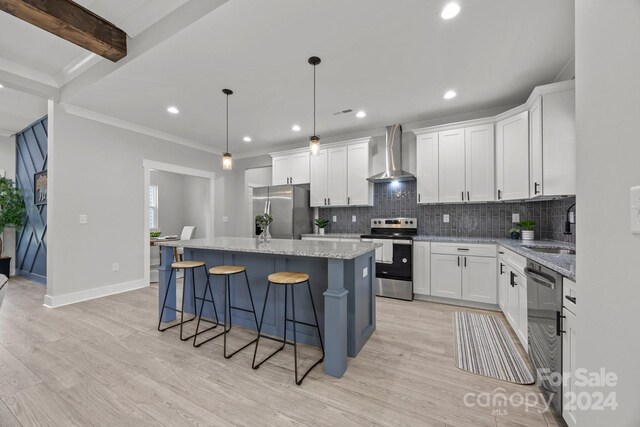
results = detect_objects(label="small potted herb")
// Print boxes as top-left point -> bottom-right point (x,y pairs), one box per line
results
255,214 -> 273,242
150,229 -> 161,239
314,218 -> 329,235
509,227 -> 521,240
517,220 -> 536,241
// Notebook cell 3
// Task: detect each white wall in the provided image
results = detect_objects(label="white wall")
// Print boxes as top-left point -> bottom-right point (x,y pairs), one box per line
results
46,101 -> 228,305
0,135 -> 16,275
182,175 -> 209,239
576,1 -> 640,425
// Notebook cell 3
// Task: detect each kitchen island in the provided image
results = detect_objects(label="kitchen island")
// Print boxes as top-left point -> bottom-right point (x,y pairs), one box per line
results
156,237 -> 378,378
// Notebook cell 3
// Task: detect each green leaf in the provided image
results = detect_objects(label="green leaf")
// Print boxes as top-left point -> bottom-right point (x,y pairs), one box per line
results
0,177 -> 25,234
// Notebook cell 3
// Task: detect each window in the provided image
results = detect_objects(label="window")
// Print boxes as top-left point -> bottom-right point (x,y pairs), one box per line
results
149,185 -> 158,229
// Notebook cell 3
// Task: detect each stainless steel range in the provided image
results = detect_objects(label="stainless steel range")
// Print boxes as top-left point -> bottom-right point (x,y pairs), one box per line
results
361,218 -> 417,301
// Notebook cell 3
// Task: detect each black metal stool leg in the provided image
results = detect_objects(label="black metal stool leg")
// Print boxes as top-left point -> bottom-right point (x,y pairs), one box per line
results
253,281 -> 286,369
245,270 -> 259,329
157,268 -> 175,331
307,280 -> 325,354
291,284 -> 299,384
180,269 -> 198,341
220,271 -> 259,359
292,280 -> 324,385
193,272 -> 221,347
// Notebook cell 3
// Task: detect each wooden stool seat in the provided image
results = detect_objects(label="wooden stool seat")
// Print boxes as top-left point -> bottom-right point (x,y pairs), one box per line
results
171,260 -> 206,269
268,272 -> 309,284
209,265 -> 246,275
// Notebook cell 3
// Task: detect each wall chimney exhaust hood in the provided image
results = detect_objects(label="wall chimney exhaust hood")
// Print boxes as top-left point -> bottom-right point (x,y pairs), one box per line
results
367,124 -> 415,183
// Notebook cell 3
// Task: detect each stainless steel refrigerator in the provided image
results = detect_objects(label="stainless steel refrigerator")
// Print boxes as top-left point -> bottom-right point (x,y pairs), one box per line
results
252,185 -> 313,239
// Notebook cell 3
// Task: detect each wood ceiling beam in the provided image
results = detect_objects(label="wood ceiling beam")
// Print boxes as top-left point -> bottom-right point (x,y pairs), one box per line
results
0,0 -> 127,62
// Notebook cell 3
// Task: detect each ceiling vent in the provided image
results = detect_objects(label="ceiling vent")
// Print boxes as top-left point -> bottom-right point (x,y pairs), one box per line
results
332,108 -> 354,116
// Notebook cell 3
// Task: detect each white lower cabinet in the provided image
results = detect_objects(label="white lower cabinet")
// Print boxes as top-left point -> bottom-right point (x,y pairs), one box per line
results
462,256 -> 497,304
501,247 -> 528,348
429,243 -> 497,304
431,254 -> 462,299
413,242 -> 431,295
562,277 -> 578,427
497,250 -> 508,311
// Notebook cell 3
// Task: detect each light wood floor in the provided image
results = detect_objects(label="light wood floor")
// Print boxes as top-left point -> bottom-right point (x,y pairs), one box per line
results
0,276 -> 564,427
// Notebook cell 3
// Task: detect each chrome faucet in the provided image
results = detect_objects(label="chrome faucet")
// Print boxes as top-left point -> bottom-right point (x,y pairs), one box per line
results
564,203 -> 576,235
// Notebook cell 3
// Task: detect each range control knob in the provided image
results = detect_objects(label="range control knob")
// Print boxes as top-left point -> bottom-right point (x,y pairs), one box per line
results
410,221 -> 414,224
405,221 -> 408,224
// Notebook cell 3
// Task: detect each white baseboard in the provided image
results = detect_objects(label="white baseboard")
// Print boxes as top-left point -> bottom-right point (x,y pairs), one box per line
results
413,293 -> 500,312
43,279 -> 149,308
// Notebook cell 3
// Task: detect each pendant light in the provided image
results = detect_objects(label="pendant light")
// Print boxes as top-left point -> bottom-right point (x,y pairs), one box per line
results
222,88 -> 233,171
308,56 -> 321,155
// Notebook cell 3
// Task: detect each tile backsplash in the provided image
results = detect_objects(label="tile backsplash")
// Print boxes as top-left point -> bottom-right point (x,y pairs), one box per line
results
321,181 -> 576,243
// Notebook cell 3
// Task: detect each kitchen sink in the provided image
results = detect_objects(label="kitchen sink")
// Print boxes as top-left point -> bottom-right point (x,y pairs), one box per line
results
526,247 -> 576,255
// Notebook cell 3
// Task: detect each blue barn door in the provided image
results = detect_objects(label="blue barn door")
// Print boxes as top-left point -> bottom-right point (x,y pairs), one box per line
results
15,117 -> 48,284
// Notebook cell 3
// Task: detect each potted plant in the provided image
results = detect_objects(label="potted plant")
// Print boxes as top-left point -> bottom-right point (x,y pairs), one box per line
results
255,213 -> 273,242
0,177 -> 25,276
517,220 -> 536,241
314,218 -> 329,235
509,227 -> 521,240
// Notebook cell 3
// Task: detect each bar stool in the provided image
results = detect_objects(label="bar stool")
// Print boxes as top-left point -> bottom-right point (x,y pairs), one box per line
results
158,260 -> 219,341
252,272 -> 324,385
193,265 -> 259,359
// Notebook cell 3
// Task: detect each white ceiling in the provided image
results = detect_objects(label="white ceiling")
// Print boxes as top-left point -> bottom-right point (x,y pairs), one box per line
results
0,0 -> 574,150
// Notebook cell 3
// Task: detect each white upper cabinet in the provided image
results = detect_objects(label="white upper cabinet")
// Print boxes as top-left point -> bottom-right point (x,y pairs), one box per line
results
438,129 -> 466,203
496,111 -> 530,201
309,149 -> 328,206
416,132 -> 439,204
307,138 -> 372,207
529,88 -> 576,197
347,142 -> 373,206
465,124 -> 495,202
327,146 -> 348,206
271,152 -> 310,185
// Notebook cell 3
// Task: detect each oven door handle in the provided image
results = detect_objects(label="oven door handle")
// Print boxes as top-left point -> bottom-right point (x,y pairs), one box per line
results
392,240 -> 413,245
525,268 -> 556,289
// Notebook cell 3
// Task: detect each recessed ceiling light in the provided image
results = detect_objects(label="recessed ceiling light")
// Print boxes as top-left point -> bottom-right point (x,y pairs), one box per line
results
356,111 -> 366,118
0,84 -> 4,88
443,90 -> 457,100
167,106 -> 180,114
243,136 -> 252,142
441,3 -> 461,20
292,125 -> 301,132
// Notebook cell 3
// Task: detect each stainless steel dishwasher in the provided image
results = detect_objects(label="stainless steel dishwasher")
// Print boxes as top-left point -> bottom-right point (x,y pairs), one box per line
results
526,260 -> 563,415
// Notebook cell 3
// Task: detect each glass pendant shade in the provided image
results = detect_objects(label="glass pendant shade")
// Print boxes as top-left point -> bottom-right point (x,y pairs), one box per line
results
222,152 -> 233,170
309,135 -> 320,155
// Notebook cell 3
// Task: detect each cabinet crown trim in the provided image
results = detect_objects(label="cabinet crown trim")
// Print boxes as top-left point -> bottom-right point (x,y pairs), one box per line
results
412,80 -> 575,135
269,137 -> 371,157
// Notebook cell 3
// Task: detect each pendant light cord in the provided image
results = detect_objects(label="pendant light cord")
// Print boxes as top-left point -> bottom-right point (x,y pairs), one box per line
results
226,93 -> 229,153
313,63 -> 316,136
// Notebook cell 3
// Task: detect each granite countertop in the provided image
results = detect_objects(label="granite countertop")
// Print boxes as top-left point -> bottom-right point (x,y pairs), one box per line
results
300,233 -> 363,239
156,237 -> 380,260
413,235 -> 576,280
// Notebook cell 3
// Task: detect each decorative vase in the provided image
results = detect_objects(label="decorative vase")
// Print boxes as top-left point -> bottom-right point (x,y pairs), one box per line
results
258,225 -> 272,242
521,230 -> 535,241
319,228 -> 325,235
510,231 -> 520,240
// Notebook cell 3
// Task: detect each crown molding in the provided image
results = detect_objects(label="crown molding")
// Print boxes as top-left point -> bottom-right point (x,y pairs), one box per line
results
268,136 -> 372,157
0,129 -> 15,138
60,103 -> 224,155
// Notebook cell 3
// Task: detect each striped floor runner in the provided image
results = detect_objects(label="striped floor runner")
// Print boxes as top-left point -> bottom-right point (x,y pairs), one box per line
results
454,312 -> 535,384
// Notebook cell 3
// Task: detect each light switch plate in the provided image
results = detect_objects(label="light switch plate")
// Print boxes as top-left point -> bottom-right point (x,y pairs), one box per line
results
79,214 -> 87,224
443,214 -> 450,223
362,267 -> 368,278
631,186 -> 640,233
222,216 -> 228,223
512,213 -> 520,223
333,215 -> 337,222
352,215 -> 357,222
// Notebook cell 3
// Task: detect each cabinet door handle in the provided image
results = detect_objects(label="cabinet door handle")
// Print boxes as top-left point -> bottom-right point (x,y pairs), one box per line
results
348,196 -> 350,205
328,198 -> 331,205
418,193 -> 421,203
556,311 -> 566,336
461,191 -> 464,201
534,182 -> 540,195
457,248 -> 469,251
498,189 -> 502,200
500,263 -> 504,275
324,198 -> 327,206
467,191 -> 470,201
464,257 -> 467,267
510,271 -> 516,287
457,256 -> 460,267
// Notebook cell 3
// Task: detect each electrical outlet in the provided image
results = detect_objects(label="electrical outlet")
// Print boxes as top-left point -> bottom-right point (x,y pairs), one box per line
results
222,216 -> 228,223
352,215 -> 357,222
333,215 -> 337,222
112,262 -> 119,272
512,213 -> 520,223
79,214 -> 87,224
363,267 -> 368,278
569,212 -> 575,224
443,214 -> 450,223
